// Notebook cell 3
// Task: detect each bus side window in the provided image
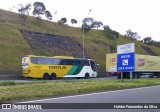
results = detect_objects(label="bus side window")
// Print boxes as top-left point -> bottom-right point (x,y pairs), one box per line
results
67,59 -> 74,65
83,60 -> 90,66
44,58 -> 52,64
37,58 -> 44,64
72,60 -> 77,65
75,60 -> 81,65
52,58 -> 60,65
31,57 -> 37,64
60,59 -> 68,65
74,60 -> 78,65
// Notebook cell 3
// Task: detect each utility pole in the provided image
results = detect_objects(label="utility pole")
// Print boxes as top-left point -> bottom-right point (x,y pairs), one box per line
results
82,9 -> 92,59
108,43 -> 110,54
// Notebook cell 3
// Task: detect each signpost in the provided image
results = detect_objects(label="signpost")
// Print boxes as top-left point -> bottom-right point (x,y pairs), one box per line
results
117,52 -> 135,72
117,43 -> 135,81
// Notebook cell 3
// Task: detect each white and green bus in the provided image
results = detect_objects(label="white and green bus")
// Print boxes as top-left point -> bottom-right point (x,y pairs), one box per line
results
22,55 -> 99,80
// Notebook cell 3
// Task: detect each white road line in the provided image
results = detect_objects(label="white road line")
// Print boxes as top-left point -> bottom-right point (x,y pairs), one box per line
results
20,85 -> 160,103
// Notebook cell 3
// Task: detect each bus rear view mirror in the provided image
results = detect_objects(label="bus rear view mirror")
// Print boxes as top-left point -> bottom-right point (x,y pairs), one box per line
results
97,64 -> 100,68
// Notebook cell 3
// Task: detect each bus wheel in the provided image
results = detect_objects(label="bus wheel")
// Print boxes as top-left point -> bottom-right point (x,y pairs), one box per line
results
50,73 -> 56,80
43,73 -> 50,80
84,73 -> 89,79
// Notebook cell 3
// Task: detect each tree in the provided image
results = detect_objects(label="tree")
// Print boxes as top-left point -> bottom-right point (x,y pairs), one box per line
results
45,10 -> 52,21
71,19 -> 77,26
103,25 -> 110,30
83,17 -> 94,26
33,2 -> 46,19
152,41 -> 160,48
92,21 -> 103,29
57,17 -> 67,24
125,29 -> 141,40
61,17 -> 67,23
18,3 -> 31,21
82,17 -> 94,33
143,37 -> 152,44
24,3 -> 32,15
103,25 -> 119,39
112,30 -> 119,39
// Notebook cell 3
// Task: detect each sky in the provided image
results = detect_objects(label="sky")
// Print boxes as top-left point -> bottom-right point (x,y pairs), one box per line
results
0,0 -> 160,41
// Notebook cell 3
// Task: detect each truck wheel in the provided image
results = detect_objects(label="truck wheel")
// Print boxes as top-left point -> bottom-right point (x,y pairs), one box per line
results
50,73 -> 56,80
43,73 -> 50,80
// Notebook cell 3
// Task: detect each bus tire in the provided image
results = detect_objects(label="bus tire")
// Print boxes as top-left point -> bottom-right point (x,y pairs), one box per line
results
84,73 -> 89,79
43,73 -> 50,80
50,73 -> 56,80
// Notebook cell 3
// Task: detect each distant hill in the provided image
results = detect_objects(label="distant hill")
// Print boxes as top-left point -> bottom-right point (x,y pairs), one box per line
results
0,9 -> 160,76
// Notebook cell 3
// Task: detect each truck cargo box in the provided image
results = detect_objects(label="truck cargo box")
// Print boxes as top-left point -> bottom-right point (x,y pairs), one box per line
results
106,54 -> 160,72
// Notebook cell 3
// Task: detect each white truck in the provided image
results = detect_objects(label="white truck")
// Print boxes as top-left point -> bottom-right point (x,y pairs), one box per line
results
106,53 -> 160,78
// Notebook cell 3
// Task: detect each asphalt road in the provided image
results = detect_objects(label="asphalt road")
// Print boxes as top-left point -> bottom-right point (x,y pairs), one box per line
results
1,85 -> 160,112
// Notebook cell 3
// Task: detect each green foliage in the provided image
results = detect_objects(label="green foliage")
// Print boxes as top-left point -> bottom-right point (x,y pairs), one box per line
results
125,29 -> 141,40
0,79 -> 160,102
103,25 -> 119,39
71,19 -> 77,25
57,17 -> 67,24
143,37 -> 152,44
0,21 -> 31,75
33,2 -> 46,18
45,10 -> 52,21
92,21 -> 103,29
0,81 -> 16,86
151,41 -> 160,48
81,18 -> 103,33
19,14 -> 27,21
18,3 -> 31,21
82,17 -> 94,33
81,24 -> 91,33
32,18 -> 42,26
142,37 -> 160,48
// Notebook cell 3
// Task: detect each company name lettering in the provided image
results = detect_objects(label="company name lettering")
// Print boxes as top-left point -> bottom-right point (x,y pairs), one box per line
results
49,66 -> 66,69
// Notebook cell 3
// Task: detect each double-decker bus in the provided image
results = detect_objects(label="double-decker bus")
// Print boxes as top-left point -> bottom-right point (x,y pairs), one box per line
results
22,55 -> 98,80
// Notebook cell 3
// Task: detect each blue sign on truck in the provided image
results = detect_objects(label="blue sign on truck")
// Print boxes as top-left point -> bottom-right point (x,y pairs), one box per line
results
117,52 -> 135,72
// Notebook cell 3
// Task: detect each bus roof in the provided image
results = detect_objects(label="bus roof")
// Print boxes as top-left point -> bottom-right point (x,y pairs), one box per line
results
23,55 -> 96,61
25,55 -> 75,59
53,56 -> 75,59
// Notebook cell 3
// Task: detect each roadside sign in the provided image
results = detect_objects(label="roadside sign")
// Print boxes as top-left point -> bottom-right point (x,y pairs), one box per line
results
117,43 -> 135,72
117,43 -> 135,54
117,52 -> 135,71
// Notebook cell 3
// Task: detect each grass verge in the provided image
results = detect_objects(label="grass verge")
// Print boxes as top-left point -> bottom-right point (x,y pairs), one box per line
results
0,78 -> 160,103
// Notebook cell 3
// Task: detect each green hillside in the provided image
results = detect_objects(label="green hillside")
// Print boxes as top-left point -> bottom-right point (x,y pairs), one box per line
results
0,9 -> 160,76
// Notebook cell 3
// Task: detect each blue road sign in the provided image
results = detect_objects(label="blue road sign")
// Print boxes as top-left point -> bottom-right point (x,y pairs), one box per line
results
117,52 -> 135,72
